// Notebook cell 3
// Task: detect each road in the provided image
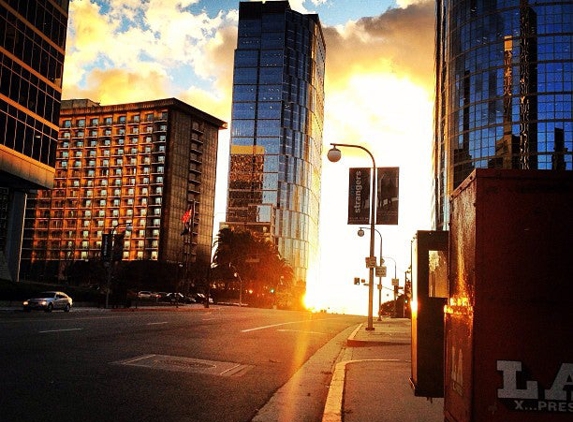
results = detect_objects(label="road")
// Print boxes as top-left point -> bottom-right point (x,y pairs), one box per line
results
0,306 -> 364,422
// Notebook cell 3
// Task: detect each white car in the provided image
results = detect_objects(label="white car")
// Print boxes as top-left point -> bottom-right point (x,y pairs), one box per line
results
23,291 -> 73,312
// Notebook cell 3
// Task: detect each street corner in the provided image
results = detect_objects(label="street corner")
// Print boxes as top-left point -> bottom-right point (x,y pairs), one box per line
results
346,319 -> 411,347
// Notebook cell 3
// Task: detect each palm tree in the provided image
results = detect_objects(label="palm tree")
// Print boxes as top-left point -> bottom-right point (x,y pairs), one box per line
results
212,227 -> 295,306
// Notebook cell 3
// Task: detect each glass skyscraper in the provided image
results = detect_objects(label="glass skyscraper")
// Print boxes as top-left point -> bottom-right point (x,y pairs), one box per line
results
226,1 -> 325,282
434,0 -> 573,229
0,0 -> 70,281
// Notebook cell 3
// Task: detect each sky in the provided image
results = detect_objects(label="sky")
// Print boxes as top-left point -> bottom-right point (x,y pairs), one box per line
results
62,0 -> 436,315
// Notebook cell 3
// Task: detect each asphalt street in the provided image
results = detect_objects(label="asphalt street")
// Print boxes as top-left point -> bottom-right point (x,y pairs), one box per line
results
0,306 -> 364,422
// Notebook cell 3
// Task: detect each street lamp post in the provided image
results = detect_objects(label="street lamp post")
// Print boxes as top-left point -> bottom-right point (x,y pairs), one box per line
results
328,143 -> 377,331
104,222 -> 132,309
357,226 -> 383,320
382,255 -> 398,316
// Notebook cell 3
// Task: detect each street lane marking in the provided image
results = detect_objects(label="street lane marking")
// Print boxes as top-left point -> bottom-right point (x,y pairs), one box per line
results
277,329 -> 327,335
39,328 -> 83,334
147,321 -> 168,325
241,317 -> 332,333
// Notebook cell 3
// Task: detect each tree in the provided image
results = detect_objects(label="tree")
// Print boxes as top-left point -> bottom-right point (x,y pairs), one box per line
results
212,227 -> 296,307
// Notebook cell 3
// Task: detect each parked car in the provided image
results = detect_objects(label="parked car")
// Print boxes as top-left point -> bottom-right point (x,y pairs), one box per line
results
23,291 -> 73,312
165,293 -> 195,304
165,292 -> 184,303
137,291 -> 153,299
194,293 -> 214,304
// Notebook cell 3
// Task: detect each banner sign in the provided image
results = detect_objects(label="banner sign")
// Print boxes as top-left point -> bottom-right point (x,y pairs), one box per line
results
378,167 -> 399,225
348,167 -> 399,225
348,167 -> 371,225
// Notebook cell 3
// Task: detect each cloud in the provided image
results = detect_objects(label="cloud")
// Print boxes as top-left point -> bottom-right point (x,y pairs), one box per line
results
62,0 -> 237,120
63,67 -> 171,105
324,1 -> 435,90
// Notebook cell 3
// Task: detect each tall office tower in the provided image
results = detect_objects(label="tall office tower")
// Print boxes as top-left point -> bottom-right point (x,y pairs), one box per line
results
20,98 -> 226,283
226,1 -> 325,282
0,0 -> 70,281
433,0 -> 572,229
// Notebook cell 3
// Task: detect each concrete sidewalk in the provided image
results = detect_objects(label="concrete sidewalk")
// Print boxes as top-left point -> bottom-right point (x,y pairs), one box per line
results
323,318 -> 444,422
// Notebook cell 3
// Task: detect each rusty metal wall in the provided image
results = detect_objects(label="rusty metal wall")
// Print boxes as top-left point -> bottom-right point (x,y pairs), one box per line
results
445,169 -> 573,421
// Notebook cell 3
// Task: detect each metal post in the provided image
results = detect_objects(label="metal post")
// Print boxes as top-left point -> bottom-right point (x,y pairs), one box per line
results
358,227 -> 383,320
382,256 -> 397,317
105,228 -> 114,309
328,143 -> 377,331
104,222 -> 131,309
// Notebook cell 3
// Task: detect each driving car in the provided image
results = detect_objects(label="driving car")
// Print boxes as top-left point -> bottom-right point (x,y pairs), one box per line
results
23,291 -> 73,312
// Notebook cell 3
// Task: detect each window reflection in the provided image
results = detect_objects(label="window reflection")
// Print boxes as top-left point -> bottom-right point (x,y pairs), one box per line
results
436,0 -> 573,228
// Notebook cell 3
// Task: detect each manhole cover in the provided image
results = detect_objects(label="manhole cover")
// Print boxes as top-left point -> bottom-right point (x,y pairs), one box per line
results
113,354 -> 253,377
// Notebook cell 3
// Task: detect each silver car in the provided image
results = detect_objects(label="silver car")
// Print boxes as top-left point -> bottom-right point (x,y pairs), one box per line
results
23,291 -> 73,312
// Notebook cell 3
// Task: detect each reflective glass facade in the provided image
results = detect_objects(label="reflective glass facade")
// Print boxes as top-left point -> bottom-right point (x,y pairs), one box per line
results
0,0 -> 69,189
0,0 -> 69,282
226,1 -> 325,282
434,0 -> 573,228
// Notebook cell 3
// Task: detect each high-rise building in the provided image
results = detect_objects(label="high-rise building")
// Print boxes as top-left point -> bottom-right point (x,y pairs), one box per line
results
434,0 -> 573,229
226,1 -> 325,282
0,0 -> 70,281
20,98 -> 226,283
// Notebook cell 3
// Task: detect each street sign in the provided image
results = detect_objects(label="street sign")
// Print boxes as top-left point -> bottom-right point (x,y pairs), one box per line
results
365,256 -> 377,268
392,278 -> 400,286
375,266 -> 387,277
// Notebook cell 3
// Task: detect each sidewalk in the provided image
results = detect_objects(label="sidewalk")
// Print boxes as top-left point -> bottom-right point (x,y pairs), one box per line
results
323,318 -> 444,422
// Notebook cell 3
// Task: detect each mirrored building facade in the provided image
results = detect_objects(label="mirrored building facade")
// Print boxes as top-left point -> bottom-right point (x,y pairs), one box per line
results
434,0 -> 573,228
226,1 -> 325,282
0,0 -> 70,281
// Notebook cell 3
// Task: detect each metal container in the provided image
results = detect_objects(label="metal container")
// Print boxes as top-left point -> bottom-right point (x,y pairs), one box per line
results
445,169 -> 573,421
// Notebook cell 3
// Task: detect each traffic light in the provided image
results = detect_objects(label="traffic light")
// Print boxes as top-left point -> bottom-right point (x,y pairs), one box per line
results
405,280 -> 412,295
354,277 -> 360,285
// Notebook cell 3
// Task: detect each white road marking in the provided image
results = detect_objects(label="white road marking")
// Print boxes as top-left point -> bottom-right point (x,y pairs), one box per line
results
277,329 -> 327,335
241,318 -> 332,333
39,328 -> 83,334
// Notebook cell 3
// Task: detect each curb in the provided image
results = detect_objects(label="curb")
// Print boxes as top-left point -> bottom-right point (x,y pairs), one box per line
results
322,359 -> 402,422
321,359 -> 347,422
346,323 -> 411,347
